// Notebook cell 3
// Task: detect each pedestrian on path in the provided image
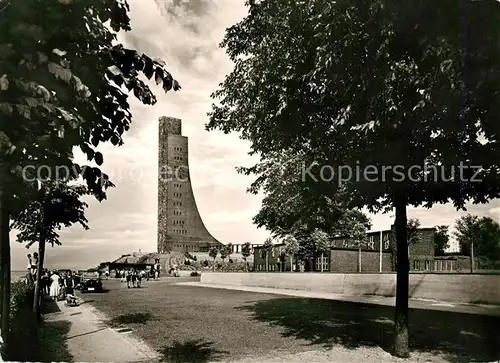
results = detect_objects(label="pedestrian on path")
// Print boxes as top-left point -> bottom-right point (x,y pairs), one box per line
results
125,269 -> 131,288
131,269 -> 138,288
49,270 -> 61,300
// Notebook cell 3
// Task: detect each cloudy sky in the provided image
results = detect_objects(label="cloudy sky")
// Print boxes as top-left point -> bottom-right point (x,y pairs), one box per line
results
10,0 -> 500,270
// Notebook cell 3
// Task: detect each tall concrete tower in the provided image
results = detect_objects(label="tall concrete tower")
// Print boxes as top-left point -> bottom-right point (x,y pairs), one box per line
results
157,117 -> 223,253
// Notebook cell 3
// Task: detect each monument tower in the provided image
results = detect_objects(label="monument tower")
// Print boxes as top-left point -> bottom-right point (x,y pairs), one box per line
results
157,117 -> 223,253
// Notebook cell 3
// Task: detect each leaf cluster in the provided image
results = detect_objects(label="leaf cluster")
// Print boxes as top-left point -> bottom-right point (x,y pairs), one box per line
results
11,181 -> 89,248
208,0 -> 500,213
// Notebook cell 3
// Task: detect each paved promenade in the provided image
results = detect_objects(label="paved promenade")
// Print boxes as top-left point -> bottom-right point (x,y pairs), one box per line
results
43,299 -> 159,362
177,281 -> 500,316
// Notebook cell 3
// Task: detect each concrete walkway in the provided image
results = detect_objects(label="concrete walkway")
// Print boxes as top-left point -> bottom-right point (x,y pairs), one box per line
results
43,299 -> 159,362
177,281 -> 500,316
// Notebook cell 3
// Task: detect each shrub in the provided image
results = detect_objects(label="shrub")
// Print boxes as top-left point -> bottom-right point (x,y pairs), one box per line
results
7,282 -> 39,361
190,271 -> 200,277
184,260 -> 191,266
202,260 -> 209,267
212,261 -> 248,272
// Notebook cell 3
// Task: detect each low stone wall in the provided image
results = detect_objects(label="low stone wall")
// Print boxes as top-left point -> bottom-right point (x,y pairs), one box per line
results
200,272 -> 500,304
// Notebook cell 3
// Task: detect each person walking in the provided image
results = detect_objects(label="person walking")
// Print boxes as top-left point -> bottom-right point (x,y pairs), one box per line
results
125,269 -> 131,288
26,254 -> 35,285
64,272 -> 75,296
32,252 -> 39,279
136,270 -> 143,288
131,269 -> 137,288
41,270 -> 50,295
49,270 -> 61,300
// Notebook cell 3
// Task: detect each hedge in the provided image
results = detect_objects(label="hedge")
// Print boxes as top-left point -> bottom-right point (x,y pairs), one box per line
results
4,281 -> 39,361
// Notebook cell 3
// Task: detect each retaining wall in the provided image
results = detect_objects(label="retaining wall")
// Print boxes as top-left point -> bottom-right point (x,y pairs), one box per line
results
200,272 -> 500,304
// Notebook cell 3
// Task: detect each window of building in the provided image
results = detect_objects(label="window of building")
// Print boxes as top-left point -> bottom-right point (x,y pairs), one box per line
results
315,256 -> 329,271
424,260 -> 430,270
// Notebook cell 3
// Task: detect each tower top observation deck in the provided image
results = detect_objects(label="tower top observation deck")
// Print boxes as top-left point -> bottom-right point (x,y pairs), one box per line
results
159,116 -> 181,135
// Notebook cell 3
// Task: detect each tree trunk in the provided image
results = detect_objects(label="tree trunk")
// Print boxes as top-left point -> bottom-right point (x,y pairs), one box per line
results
33,236 -> 46,320
0,189 -> 11,356
265,252 -> 268,272
470,240 -> 474,273
290,254 -> 293,272
358,247 -> 362,273
393,194 -> 410,358
320,253 -> 324,272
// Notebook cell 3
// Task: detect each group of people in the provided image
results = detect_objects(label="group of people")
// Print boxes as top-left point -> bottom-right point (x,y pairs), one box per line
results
116,263 -> 163,288
26,254 -> 77,305
45,270 -> 76,302
117,269 -> 146,288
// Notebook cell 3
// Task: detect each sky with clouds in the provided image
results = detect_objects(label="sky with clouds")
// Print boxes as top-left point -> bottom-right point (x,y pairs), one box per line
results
10,0 -> 500,270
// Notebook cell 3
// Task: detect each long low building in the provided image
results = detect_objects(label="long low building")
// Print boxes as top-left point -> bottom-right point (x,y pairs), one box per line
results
253,226 -> 473,273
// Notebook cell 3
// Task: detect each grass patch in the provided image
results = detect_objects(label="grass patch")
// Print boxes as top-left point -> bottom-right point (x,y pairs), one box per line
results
83,279 -> 500,363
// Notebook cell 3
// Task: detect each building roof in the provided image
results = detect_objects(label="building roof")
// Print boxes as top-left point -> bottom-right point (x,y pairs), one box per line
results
111,252 -> 159,264
253,243 -> 285,249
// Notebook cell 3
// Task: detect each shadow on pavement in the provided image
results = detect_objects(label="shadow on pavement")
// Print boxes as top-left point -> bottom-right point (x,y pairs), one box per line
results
42,298 -> 61,314
77,299 -> 95,304
39,320 -> 73,362
237,297 -> 500,362
65,327 -> 108,340
109,312 -> 155,326
159,340 -> 228,363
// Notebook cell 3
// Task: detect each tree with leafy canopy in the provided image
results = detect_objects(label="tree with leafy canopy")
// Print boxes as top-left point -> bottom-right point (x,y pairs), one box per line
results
261,237 -> 273,272
337,210 -> 371,272
0,0 -> 179,349
11,181 -> 88,320
407,218 -> 421,246
208,246 -> 218,268
247,150 -> 354,237
434,225 -> 450,256
454,214 -> 479,256
309,229 -> 330,272
282,235 -> 300,272
241,149 -> 371,267
220,244 -> 231,262
207,0 -> 500,357
241,242 -> 252,271
454,214 -> 500,264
